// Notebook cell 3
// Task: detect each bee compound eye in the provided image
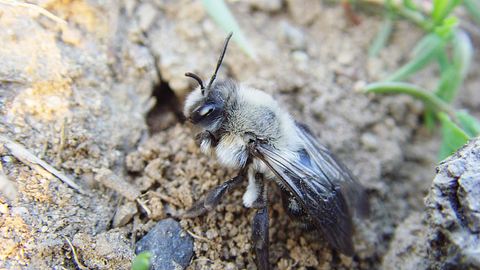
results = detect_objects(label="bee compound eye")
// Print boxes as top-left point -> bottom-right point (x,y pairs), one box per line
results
199,105 -> 214,116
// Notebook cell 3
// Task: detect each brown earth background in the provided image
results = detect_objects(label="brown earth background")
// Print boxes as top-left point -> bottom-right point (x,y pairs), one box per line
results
1,0 -> 479,269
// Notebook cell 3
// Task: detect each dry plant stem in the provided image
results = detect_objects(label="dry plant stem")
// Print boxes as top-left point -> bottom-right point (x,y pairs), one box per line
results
0,0 -> 67,26
186,230 -> 215,245
0,135 -> 86,194
149,190 -> 184,207
136,198 -> 152,216
63,236 -> 89,270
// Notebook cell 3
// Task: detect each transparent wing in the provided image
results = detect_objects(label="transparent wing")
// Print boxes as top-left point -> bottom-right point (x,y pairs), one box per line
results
295,122 -> 369,218
252,143 -> 356,255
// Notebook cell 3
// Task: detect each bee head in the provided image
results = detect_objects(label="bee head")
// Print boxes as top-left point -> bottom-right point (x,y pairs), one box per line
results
184,32 -> 233,130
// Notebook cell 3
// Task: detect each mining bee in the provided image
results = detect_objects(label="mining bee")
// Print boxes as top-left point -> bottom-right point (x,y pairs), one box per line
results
182,33 -> 369,269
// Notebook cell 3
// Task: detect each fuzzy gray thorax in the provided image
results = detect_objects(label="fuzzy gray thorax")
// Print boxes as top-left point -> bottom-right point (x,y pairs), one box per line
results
223,94 -> 281,144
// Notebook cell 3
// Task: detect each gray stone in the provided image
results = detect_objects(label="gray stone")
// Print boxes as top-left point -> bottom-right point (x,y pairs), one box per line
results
135,218 -> 194,270
383,138 -> 480,270
425,138 -> 480,269
459,173 -> 480,232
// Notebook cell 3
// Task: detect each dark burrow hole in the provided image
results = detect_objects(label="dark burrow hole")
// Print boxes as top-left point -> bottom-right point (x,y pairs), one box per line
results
146,80 -> 185,134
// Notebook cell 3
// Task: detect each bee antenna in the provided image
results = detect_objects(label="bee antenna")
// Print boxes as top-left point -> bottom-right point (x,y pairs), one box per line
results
206,32 -> 233,94
185,72 -> 205,94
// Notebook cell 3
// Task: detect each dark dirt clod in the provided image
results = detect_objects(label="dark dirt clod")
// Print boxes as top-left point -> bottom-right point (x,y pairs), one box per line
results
135,218 -> 194,270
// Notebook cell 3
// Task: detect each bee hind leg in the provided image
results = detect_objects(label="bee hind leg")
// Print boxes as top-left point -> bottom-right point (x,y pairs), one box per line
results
180,167 -> 247,218
252,179 -> 270,270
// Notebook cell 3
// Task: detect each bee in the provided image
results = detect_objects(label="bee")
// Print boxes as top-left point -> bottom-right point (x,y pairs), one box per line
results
182,33 -> 369,269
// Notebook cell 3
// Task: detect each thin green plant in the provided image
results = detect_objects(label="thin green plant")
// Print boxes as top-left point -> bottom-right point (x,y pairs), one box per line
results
131,251 -> 152,270
201,0 -> 256,58
363,0 -> 479,159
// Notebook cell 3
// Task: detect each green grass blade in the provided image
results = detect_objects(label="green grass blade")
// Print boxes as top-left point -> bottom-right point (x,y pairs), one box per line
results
385,34 -> 444,81
435,30 -> 473,103
363,82 -> 455,116
403,0 -> 418,10
456,110 -> 480,137
394,5 -> 429,29
452,29 -> 473,79
412,33 -> 441,56
424,108 -> 437,132
432,0 -> 462,25
131,252 -> 152,270
435,49 -> 450,72
435,65 -> 461,103
464,0 -> 480,24
432,0 -> 449,23
369,16 -> 394,57
202,0 -> 256,59
438,112 -> 470,160
434,16 -> 458,38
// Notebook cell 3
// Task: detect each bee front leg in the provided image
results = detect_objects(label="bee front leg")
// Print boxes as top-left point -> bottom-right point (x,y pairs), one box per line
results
252,180 -> 270,270
195,131 -> 218,154
181,166 -> 248,218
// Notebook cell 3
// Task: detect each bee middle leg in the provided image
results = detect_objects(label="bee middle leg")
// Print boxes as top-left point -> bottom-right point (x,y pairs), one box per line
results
251,175 -> 270,270
181,166 -> 248,218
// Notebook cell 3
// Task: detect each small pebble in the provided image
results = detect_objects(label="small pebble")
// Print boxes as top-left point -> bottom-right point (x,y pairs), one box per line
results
286,0 -> 321,25
292,50 -> 309,63
61,27 -> 82,46
113,201 -> 138,227
281,22 -> 306,50
361,132 -> 378,151
337,52 -> 354,65
0,203 -> 9,214
247,0 -> 283,12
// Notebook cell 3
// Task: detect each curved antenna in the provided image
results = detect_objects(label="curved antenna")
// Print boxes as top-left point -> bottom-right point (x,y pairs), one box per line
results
205,32 -> 233,94
185,72 -> 205,94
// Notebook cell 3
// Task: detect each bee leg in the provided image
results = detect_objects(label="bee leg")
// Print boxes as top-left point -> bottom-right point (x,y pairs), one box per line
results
181,167 -> 247,218
249,173 -> 267,209
195,130 -> 218,145
252,181 -> 270,270
195,131 -> 218,154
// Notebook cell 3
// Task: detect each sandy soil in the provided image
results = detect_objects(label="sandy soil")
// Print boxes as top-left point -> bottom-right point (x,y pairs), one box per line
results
0,0 -> 479,269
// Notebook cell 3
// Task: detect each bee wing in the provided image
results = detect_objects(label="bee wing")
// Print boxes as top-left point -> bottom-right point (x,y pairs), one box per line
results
295,123 -> 369,218
252,142 -> 356,255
